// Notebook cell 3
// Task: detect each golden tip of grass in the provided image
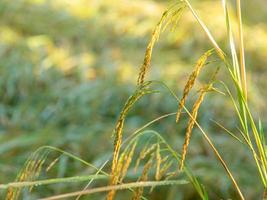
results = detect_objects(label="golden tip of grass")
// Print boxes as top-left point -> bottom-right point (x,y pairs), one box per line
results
137,3 -> 186,85
176,49 -> 213,123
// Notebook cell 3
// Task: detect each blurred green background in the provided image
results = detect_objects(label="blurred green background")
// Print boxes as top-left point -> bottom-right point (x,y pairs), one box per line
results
0,0 -> 266,199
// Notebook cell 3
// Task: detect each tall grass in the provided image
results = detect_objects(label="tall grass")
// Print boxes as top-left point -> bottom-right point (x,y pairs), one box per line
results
1,0 -> 266,200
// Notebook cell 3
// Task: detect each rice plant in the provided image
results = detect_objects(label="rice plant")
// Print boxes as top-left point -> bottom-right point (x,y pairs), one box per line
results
1,0 -> 266,199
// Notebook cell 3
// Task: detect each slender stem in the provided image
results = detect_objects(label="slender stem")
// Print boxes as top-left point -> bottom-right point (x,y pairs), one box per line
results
183,0 -> 225,60
236,0 -> 247,100
39,180 -> 188,200
0,175 -> 107,190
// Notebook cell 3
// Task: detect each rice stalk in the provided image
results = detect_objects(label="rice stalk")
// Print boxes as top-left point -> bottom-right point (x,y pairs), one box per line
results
222,0 -> 241,85
221,82 -> 267,186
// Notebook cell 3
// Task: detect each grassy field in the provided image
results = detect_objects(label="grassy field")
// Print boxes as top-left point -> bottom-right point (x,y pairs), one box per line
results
0,0 -> 267,199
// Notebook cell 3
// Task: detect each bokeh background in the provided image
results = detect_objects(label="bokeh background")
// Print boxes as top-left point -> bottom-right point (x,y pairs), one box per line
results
0,0 -> 266,199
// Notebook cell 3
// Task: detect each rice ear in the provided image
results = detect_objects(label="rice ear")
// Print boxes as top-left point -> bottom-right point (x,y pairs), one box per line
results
137,2 -> 186,85
179,85 -> 211,170
6,149 -> 51,200
179,67 -> 220,170
176,49 -> 214,123
119,141 -> 137,182
135,144 -> 157,173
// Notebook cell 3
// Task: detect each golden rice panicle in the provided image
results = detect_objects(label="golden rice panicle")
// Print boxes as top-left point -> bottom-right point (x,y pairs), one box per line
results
137,12 -> 167,86
132,157 -> 153,200
179,86 -> 209,170
179,66 -> 220,171
159,160 -> 173,180
29,156 -> 48,191
111,118 -> 125,175
107,152 -> 126,200
176,49 -> 214,123
119,141 -> 137,182
117,151 -> 127,180
135,144 -> 157,172
111,83 -> 151,175
108,83 -> 153,200
137,2 -> 186,85
6,149 -> 49,200
165,4 -> 186,32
